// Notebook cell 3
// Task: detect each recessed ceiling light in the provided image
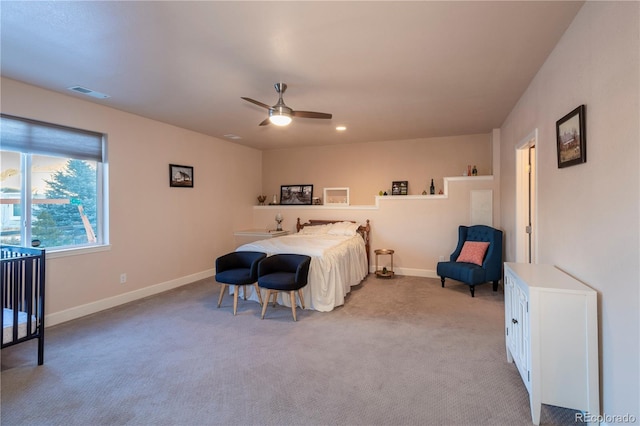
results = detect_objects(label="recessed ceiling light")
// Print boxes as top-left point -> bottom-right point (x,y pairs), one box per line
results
336,126 -> 347,131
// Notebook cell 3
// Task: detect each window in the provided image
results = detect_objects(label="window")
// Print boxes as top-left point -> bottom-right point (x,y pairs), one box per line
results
0,114 -> 107,251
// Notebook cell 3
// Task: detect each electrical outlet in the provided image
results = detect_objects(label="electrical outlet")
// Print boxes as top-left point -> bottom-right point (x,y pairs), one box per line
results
120,273 -> 127,284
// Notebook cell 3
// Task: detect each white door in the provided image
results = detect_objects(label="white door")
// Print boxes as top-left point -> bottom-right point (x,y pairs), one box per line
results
527,145 -> 536,263
516,130 -> 538,263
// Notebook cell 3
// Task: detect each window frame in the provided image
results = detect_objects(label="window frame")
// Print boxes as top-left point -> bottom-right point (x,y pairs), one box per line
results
1,114 -> 109,254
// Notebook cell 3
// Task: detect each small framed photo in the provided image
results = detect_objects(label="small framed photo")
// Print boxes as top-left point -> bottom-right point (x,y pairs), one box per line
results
392,181 -> 408,195
556,105 -> 586,168
280,184 -> 313,205
169,164 -> 194,188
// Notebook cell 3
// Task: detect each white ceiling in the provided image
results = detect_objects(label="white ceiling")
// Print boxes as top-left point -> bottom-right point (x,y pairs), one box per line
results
1,1 -> 583,151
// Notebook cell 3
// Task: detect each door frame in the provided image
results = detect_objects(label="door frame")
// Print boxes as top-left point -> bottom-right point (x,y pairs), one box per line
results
515,129 -> 538,263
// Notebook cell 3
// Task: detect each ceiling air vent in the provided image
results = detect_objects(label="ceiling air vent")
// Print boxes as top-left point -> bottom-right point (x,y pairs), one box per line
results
224,134 -> 242,140
67,86 -> 110,99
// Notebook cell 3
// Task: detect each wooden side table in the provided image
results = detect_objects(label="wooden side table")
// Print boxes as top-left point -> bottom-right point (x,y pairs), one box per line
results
375,249 -> 395,278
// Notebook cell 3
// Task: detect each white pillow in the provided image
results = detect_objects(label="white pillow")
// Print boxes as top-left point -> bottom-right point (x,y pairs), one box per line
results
327,221 -> 359,236
299,224 -> 331,235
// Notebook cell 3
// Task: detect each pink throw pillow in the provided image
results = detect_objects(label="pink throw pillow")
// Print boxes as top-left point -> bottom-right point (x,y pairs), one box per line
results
456,241 -> 490,266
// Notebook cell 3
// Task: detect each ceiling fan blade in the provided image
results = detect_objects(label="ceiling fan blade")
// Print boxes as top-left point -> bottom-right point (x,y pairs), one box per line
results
241,97 -> 271,109
258,117 -> 271,126
291,110 -> 332,119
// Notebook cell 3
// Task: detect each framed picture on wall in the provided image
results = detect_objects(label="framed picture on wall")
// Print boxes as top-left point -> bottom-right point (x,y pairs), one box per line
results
392,181 -> 408,195
169,164 -> 194,188
556,105 -> 586,168
280,184 -> 313,205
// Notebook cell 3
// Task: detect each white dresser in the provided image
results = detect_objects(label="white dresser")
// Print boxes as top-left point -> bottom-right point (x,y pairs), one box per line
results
504,263 -> 599,425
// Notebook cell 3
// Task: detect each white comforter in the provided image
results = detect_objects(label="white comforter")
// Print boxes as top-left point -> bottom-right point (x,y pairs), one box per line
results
236,233 -> 368,312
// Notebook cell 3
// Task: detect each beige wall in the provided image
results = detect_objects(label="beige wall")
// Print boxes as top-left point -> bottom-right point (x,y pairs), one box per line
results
499,2 -> 639,419
1,77 -> 262,322
262,134 -> 491,205
259,134 -> 497,279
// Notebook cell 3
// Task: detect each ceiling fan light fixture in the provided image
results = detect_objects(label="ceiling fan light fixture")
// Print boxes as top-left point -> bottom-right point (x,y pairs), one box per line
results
269,108 -> 292,126
269,113 -> 292,126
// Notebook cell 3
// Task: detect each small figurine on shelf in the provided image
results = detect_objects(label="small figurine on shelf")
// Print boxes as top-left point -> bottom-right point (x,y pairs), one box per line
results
467,165 -> 472,176
422,189 -> 427,195
275,213 -> 283,231
472,165 -> 478,176
257,195 -> 266,205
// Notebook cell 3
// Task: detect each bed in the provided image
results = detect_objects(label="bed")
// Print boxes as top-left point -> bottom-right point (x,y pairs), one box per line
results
1,245 -> 46,365
235,218 -> 370,312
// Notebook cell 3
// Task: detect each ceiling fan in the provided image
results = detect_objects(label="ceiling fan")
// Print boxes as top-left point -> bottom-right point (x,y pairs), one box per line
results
241,83 -> 332,126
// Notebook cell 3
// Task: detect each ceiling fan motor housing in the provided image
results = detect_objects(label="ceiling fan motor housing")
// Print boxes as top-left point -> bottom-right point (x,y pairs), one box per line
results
270,105 -> 293,117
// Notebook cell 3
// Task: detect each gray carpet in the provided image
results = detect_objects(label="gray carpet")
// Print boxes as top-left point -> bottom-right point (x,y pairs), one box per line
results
1,274 -> 583,425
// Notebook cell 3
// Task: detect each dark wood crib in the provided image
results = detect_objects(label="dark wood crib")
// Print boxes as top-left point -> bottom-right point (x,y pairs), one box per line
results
1,245 -> 46,365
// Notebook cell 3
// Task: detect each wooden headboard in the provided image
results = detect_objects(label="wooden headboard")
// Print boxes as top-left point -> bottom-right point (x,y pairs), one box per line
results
296,218 -> 371,264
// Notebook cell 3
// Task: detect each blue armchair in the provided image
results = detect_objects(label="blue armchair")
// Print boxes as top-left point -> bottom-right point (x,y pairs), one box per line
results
215,251 -> 266,315
257,254 -> 311,321
436,225 -> 503,297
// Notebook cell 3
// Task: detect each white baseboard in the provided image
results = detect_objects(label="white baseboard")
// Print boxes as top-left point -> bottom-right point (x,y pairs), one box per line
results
46,269 -> 215,327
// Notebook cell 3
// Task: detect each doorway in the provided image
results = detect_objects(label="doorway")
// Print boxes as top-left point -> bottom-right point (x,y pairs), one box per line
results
515,130 -> 537,263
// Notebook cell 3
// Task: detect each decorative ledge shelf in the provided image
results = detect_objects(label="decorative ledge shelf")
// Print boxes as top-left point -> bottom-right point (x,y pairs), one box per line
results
254,176 -> 493,211
376,194 -> 447,201
255,204 -> 379,210
444,176 -> 493,182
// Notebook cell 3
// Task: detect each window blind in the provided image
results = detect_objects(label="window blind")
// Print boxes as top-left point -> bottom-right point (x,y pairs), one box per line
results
1,114 -> 104,162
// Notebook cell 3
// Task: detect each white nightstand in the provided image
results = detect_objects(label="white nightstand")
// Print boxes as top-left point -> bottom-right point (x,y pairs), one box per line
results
234,229 -> 289,246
